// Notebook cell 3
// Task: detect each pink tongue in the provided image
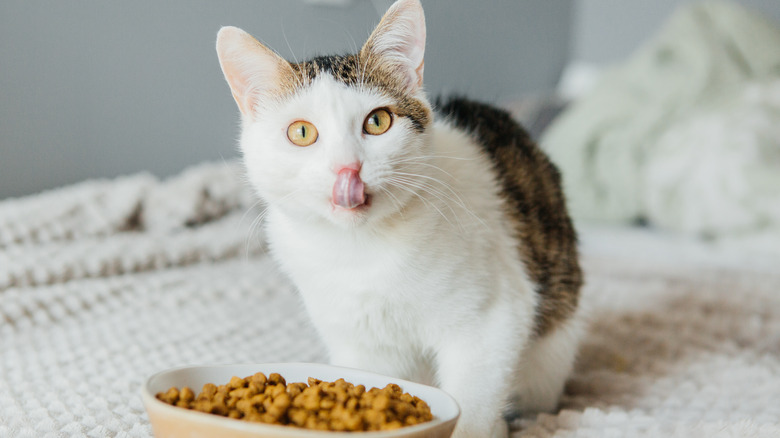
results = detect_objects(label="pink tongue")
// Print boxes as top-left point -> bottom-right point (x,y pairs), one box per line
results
333,168 -> 365,209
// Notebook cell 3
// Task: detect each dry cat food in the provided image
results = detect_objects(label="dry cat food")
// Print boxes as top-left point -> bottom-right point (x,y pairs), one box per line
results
156,372 -> 433,431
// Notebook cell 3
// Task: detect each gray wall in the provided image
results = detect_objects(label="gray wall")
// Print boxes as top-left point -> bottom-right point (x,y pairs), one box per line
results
572,0 -> 780,64
0,0 -> 573,199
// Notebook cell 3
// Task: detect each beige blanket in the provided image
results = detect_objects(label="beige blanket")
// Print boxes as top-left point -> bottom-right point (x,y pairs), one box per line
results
1,162 -> 778,437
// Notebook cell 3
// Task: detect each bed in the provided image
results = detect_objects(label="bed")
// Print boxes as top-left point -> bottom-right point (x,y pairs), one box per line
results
3,3 -> 780,436
1,153 -> 779,437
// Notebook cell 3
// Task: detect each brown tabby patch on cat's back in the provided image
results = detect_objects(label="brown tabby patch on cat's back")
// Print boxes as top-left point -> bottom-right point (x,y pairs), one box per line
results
437,97 -> 582,337
285,54 -> 431,132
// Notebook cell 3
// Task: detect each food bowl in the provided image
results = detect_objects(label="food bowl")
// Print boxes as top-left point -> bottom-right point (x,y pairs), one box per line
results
142,363 -> 460,438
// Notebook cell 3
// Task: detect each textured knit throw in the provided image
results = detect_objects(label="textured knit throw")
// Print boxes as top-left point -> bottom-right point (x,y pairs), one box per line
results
1,161 -> 779,437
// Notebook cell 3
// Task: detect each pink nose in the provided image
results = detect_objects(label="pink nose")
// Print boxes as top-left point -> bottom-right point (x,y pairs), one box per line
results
333,167 -> 366,209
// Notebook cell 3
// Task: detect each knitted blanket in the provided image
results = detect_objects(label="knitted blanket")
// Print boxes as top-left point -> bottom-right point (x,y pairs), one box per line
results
1,161 -> 779,437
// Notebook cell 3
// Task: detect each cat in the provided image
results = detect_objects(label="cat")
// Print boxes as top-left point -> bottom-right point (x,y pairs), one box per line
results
216,0 -> 582,436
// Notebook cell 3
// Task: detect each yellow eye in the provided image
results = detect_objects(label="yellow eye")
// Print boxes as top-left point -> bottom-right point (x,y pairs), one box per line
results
363,108 -> 393,135
287,121 -> 318,146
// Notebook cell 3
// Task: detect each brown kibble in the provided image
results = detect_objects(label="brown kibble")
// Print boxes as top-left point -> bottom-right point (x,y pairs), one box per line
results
209,402 -> 227,416
288,408 -> 309,426
200,383 -> 217,399
273,392 -> 291,409
156,387 -> 180,405
386,383 -> 402,395
372,394 -> 390,410
330,419 -> 347,431
287,382 -> 306,398
179,387 -> 195,403
267,404 -> 285,419
270,383 -> 286,397
251,372 -> 267,386
191,399 -> 208,413
249,393 -> 266,406
247,381 -> 263,395
393,400 -> 411,416
235,399 -> 255,415
302,385 -> 321,397
244,412 -> 264,422
229,388 -> 249,399
227,410 -> 242,419
382,420 -> 403,430
344,412 -> 362,430
302,394 -> 320,411
228,376 -> 245,389
156,372 -> 432,431
268,373 -> 286,386
364,408 -> 385,426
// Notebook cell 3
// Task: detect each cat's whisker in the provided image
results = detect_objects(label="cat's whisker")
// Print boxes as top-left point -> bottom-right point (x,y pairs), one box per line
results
389,160 -> 458,180
376,185 -> 405,219
357,52 -> 370,92
391,171 -> 484,228
386,154 -> 477,164
238,197 -> 266,230
238,199 -> 267,259
393,171 -> 464,205
357,47 -> 375,89
280,22 -> 300,66
388,175 -> 467,230
388,179 -> 454,228
342,30 -> 359,62
243,189 -> 304,260
245,209 -> 268,260
390,173 -> 486,232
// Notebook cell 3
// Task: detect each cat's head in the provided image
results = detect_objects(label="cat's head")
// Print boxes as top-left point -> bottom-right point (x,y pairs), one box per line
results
216,0 -> 432,229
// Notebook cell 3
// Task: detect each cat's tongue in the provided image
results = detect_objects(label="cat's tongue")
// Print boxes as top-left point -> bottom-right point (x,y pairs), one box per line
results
333,168 -> 366,209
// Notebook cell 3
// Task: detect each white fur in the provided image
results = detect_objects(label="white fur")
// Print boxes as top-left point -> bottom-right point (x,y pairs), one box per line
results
218,1 -> 580,435
235,75 -> 579,437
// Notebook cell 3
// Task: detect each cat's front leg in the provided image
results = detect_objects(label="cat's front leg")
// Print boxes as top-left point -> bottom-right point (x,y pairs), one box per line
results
436,322 -> 528,438
325,340 -> 414,382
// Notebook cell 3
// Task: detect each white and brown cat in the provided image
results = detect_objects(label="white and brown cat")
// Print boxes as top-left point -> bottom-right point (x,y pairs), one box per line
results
216,1 -> 582,436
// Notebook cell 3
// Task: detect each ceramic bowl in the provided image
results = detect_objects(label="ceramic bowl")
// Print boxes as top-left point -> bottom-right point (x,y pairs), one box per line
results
142,362 -> 460,438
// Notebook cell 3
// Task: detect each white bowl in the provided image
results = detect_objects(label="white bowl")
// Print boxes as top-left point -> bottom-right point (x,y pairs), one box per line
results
142,363 -> 460,438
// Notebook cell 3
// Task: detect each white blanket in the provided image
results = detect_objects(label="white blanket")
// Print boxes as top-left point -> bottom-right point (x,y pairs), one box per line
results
542,2 -> 780,238
1,162 -> 779,437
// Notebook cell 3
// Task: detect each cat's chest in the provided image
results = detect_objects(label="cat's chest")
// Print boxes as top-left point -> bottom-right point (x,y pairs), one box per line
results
266,210 -> 445,309
267,214 -> 417,295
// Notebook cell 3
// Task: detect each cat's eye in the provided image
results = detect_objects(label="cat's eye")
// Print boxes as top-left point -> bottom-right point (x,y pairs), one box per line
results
287,121 -> 319,146
363,108 -> 393,136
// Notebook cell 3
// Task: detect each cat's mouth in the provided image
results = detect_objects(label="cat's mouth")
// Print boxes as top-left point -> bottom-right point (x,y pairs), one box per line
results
331,193 -> 372,213
331,166 -> 374,217
328,191 -> 373,227
333,167 -> 367,209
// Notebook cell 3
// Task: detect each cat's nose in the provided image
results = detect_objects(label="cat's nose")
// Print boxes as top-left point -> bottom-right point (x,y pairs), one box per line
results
333,167 -> 366,209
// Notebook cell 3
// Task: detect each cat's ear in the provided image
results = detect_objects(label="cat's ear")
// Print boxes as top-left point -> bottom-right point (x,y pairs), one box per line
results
361,0 -> 426,93
216,26 -> 290,120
